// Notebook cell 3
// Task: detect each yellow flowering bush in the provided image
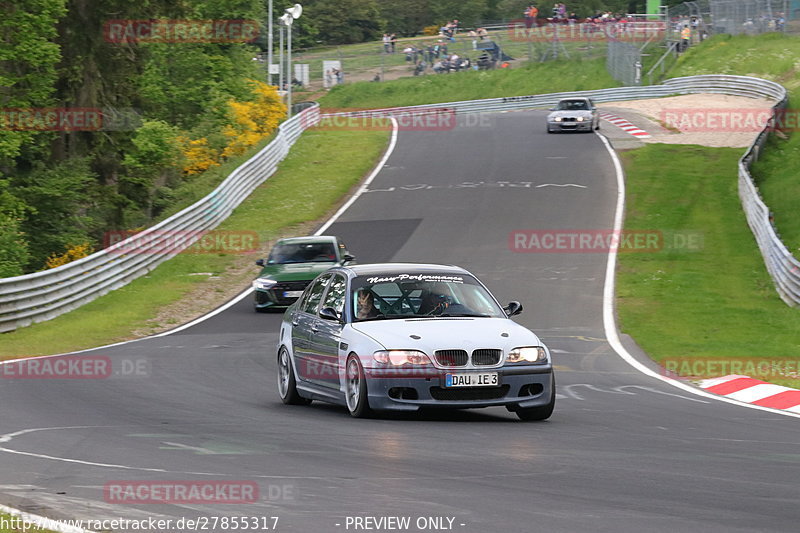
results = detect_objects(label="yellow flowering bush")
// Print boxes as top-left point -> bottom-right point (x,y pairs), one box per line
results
45,242 -> 94,269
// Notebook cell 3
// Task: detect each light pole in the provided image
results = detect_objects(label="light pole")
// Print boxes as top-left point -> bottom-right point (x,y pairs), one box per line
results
282,4 -> 303,119
278,21 -> 284,96
267,0 -> 273,85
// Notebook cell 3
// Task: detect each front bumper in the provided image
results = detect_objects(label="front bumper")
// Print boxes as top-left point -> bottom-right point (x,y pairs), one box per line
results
548,120 -> 593,132
364,365 -> 554,411
254,281 -> 311,309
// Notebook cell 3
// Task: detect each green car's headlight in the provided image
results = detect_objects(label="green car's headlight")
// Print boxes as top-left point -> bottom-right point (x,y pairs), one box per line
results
252,278 -> 277,290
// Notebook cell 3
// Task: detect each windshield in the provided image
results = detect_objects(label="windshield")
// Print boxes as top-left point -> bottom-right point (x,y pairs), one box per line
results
557,100 -> 589,111
351,273 -> 506,321
268,242 -> 337,264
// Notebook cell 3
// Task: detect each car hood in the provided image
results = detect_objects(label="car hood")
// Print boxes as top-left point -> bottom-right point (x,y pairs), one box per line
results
350,317 -> 543,355
257,262 -> 337,281
548,110 -> 594,119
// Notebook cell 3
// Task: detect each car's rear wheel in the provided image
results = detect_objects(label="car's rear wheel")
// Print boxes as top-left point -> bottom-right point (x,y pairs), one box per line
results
515,375 -> 555,421
345,355 -> 372,418
277,347 -> 311,405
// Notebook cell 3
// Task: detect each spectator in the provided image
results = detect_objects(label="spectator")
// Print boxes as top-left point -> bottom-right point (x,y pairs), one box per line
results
476,27 -> 488,40
389,33 -> 397,53
382,33 -> 391,53
524,5 -> 538,31
468,29 -> 478,49
680,24 -> 691,52
373,72 -> 381,82
426,44 -> 435,63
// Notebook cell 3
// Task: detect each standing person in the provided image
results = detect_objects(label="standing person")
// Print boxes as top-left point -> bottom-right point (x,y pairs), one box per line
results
680,24 -> 691,52
382,33 -> 390,53
524,5 -> 538,32
389,33 -> 397,53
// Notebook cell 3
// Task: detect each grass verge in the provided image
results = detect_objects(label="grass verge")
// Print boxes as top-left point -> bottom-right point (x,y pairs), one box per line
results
318,57 -> 618,109
0,127 -> 389,359
670,33 -> 800,257
617,144 -> 800,388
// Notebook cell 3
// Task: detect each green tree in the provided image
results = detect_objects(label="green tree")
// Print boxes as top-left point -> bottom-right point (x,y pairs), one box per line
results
12,158 -> 98,270
305,0 -> 384,44
0,179 -> 30,277
430,0 -> 490,27
0,0 -> 67,162
379,0 -> 432,36
121,120 -> 183,219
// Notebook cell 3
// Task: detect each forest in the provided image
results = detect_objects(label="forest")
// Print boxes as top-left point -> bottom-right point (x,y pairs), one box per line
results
0,0 -> 685,276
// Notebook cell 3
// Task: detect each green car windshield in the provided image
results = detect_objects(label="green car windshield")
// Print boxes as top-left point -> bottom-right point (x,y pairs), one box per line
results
268,242 -> 337,264
350,274 -> 506,321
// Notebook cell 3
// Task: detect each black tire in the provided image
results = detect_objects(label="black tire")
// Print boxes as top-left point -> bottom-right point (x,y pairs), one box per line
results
277,347 -> 311,405
345,355 -> 372,418
515,375 -> 555,421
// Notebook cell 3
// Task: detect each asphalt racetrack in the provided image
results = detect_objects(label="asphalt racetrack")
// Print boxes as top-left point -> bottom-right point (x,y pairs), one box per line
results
1,111 -> 799,533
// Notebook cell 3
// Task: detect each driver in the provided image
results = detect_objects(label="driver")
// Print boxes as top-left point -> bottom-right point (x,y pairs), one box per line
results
418,282 -> 453,315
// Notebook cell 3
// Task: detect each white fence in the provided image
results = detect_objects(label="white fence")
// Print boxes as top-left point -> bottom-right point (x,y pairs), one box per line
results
0,105 -> 321,333
2,74 -> 797,333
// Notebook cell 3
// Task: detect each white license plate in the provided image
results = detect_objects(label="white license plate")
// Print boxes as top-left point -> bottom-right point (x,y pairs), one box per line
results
283,290 -> 303,298
445,372 -> 499,388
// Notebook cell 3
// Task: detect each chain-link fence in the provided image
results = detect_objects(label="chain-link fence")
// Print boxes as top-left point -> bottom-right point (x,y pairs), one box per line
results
607,40 -> 643,86
709,0 -> 789,35
273,26 -> 610,93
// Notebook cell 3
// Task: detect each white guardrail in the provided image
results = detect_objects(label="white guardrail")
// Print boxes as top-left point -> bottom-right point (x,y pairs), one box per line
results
1,75 -> 796,333
0,104 -> 321,333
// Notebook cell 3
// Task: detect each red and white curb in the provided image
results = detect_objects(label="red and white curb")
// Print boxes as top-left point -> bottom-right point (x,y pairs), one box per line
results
698,375 -> 800,413
600,112 -> 651,138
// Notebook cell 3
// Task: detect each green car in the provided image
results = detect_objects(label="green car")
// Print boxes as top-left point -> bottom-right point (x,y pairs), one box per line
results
252,236 -> 355,312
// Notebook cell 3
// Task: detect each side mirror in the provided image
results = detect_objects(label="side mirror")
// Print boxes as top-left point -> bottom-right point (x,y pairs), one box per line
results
319,307 -> 341,322
343,254 -> 356,263
255,259 -> 265,267
504,301 -> 523,317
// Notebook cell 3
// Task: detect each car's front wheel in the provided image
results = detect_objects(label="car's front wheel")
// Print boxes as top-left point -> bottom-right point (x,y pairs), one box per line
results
277,347 -> 311,405
345,355 -> 372,418
515,375 -> 555,421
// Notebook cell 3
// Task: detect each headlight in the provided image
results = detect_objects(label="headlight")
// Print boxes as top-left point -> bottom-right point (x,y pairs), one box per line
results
576,116 -> 585,122
553,117 -> 562,122
506,346 -> 548,364
252,278 -> 277,290
373,350 -> 432,366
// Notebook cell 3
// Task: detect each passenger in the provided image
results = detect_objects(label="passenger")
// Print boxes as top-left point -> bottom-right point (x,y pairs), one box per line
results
356,289 -> 381,319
